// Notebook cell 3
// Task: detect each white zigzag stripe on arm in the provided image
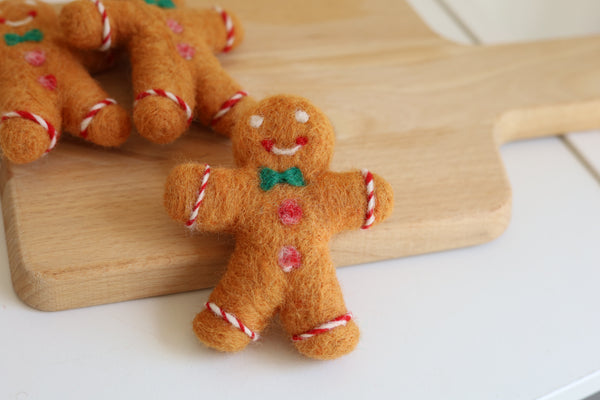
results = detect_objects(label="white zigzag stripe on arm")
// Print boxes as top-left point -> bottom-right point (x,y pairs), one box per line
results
185,164 -> 211,227
213,6 -> 235,52
89,0 -> 112,51
361,169 -> 376,229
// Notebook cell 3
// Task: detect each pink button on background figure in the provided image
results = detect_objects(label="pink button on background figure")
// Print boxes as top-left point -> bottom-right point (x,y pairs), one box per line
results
176,43 -> 195,60
278,199 -> 302,225
38,74 -> 57,91
24,50 -> 45,66
278,246 -> 301,272
167,18 -> 183,34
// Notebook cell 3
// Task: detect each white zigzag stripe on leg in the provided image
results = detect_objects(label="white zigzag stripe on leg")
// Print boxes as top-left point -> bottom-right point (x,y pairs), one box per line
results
134,89 -> 193,124
292,312 -> 354,341
80,98 -> 116,137
1,111 -> 57,152
206,302 -> 260,341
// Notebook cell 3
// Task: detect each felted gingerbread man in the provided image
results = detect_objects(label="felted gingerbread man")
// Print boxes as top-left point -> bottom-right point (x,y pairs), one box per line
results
0,0 -> 130,164
164,95 -> 394,360
60,0 -> 255,144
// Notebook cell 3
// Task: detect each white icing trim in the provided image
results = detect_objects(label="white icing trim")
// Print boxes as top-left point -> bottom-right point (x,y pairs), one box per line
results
272,144 -> 303,156
2,15 -> 35,27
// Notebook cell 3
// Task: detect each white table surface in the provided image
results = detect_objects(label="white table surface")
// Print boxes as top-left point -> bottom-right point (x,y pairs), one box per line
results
2,1 -> 600,399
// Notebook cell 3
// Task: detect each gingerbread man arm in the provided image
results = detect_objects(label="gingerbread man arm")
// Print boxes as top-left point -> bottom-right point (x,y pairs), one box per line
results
186,8 -> 245,54
164,163 -> 247,233
318,170 -> 394,233
59,0 -> 140,51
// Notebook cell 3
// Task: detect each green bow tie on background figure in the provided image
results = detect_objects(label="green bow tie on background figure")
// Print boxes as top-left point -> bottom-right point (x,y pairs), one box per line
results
4,29 -> 44,46
144,0 -> 175,8
259,167 -> 306,191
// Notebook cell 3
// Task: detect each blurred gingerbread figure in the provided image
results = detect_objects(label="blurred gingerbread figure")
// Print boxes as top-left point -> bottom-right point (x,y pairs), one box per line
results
0,0 -> 130,164
164,95 -> 394,360
60,0 -> 255,144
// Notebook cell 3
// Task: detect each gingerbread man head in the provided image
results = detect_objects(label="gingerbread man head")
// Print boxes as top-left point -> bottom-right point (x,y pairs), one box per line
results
0,0 -> 54,29
0,0 -> 130,164
164,95 -> 393,359
232,96 -> 335,179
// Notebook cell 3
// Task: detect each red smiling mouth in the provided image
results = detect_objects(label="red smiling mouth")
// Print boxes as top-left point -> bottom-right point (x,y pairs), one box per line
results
0,10 -> 37,26
261,137 -> 308,156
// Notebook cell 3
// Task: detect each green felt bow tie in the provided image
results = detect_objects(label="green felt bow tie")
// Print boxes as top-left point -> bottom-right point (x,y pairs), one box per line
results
259,167 -> 306,191
144,0 -> 175,8
4,29 -> 44,46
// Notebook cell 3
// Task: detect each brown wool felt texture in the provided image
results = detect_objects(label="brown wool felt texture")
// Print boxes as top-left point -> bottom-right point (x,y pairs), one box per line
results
164,95 -> 394,360
0,0 -> 131,164
59,0 -> 256,144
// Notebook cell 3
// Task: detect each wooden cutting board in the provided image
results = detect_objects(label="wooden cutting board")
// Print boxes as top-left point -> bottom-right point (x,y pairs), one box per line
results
2,0 -> 600,311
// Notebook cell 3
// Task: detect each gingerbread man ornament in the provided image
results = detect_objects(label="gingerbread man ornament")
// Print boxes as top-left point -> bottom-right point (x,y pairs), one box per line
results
60,0 -> 255,144
164,95 -> 394,360
0,0 -> 130,164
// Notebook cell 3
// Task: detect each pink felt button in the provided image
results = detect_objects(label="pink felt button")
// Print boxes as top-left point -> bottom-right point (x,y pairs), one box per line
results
278,199 -> 302,225
167,18 -> 183,34
176,43 -> 195,60
24,50 -> 46,66
278,246 -> 301,272
38,74 -> 57,91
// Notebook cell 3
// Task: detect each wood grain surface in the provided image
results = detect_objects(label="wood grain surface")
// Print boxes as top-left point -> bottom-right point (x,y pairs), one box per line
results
2,0 -> 600,311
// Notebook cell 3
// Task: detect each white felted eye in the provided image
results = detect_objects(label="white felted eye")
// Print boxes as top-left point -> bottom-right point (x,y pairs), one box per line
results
24,0 -> 37,5
249,115 -> 264,128
295,110 -> 309,123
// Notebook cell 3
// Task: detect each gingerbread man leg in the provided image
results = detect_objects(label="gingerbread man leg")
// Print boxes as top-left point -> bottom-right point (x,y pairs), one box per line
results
193,248 -> 286,352
0,80 -> 60,164
192,45 -> 256,137
280,255 -> 360,360
59,56 -> 130,147
131,37 -> 196,144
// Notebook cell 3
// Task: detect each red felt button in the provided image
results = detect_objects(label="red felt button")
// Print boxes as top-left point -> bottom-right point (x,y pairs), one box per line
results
166,18 -> 183,34
25,50 -> 46,66
278,199 -> 302,225
278,246 -> 301,272
38,74 -> 57,91
176,43 -> 195,60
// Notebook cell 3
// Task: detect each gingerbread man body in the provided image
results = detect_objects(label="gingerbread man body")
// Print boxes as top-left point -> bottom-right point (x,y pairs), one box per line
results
165,95 -> 394,360
0,0 -> 130,164
60,0 -> 255,144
